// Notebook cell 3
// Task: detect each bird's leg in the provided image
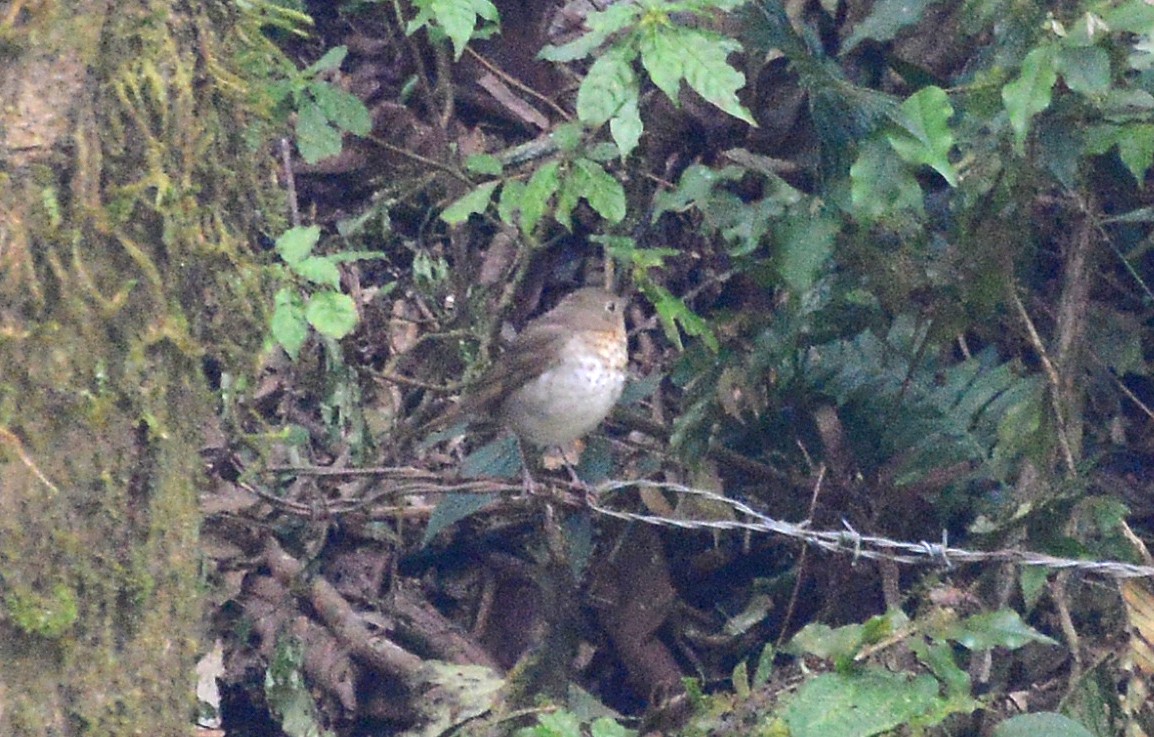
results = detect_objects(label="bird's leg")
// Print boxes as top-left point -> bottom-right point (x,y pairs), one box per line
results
555,445 -> 599,505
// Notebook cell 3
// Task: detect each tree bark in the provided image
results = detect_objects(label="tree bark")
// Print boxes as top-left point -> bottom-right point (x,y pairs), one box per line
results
0,1 -> 281,734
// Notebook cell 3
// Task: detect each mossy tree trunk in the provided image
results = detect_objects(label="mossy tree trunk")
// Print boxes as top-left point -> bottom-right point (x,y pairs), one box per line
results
0,2 -> 282,734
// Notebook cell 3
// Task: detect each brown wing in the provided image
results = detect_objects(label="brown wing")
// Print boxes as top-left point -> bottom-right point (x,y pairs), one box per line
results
456,323 -> 569,417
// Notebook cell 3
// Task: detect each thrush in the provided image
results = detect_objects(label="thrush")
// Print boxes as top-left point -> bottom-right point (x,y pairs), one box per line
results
447,287 -> 629,448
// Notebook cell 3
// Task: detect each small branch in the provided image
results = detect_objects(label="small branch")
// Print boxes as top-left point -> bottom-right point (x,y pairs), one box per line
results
264,537 -> 427,684
1008,287 -> 1077,475
280,137 -> 300,227
465,47 -> 571,120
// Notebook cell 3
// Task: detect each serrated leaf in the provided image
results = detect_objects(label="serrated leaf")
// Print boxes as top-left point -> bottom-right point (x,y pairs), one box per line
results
887,86 -> 957,186
309,82 -> 372,135
610,96 -> 643,158
410,0 -> 500,60
570,158 -> 626,223
638,23 -> 684,103
539,3 -> 640,62
520,161 -> 560,234
578,46 -> 639,126
305,291 -> 358,339
1002,45 -> 1058,152
275,225 -> 321,265
271,288 -> 308,360
290,256 -> 341,288
644,283 -> 718,352
295,101 -> 342,164
677,28 -> 756,125
440,180 -> 499,224
651,163 -> 744,219
551,121 -> 584,153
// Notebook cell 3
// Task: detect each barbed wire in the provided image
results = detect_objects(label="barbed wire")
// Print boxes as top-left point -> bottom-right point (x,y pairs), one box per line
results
588,480 -> 1154,580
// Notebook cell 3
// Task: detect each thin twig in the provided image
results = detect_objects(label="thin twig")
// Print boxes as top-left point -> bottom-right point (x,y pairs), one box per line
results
465,46 -> 572,120
280,137 -> 300,227
1008,286 -> 1077,474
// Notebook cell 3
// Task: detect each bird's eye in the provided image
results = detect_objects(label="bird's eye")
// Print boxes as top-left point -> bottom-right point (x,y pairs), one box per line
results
605,300 -> 617,313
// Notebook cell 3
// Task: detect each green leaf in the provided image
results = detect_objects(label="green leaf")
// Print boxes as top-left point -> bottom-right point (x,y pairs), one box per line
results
638,23 -> 684,104
422,491 -> 499,545
461,434 -> 523,479
305,291 -> 358,339
530,711 -> 583,737
325,250 -> 389,265
599,236 -> 678,270
520,161 -> 560,234
938,609 -> 1058,651
539,3 -> 640,62
1002,45 -> 1059,152
732,660 -> 751,698
1018,565 -> 1050,610
643,283 -> 717,352
1056,46 -> 1111,96
577,46 -> 639,126
589,717 -> 629,737
271,288 -> 308,360
295,100 -> 342,164
551,121 -> 584,153
992,713 -> 1094,737
783,670 -> 943,737
577,47 -> 644,158
276,225 -> 321,265
842,0 -> 934,53
465,153 -> 503,176
1116,123 -> 1154,183
887,86 -> 957,186
266,637 -> 335,737
664,27 -> 756,125
407,0 -> 500,60
569,158 -> 626,223
609,96 -> 643,158
776,210 -> 837,294
496,179 -> 524,226
651,164 -> 744,220
309,82 -> 372,135
290,256 -> 341,288
910,639 -> 971,697
786,622 -> 867,661
850,138 -> 923,219
304,45 -> 348,75
752,643 -> 775,688
441,180 -> 500,224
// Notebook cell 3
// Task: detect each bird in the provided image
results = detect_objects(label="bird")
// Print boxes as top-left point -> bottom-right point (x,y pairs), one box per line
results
424,286 -> 627,470
454,286 -> 629,449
